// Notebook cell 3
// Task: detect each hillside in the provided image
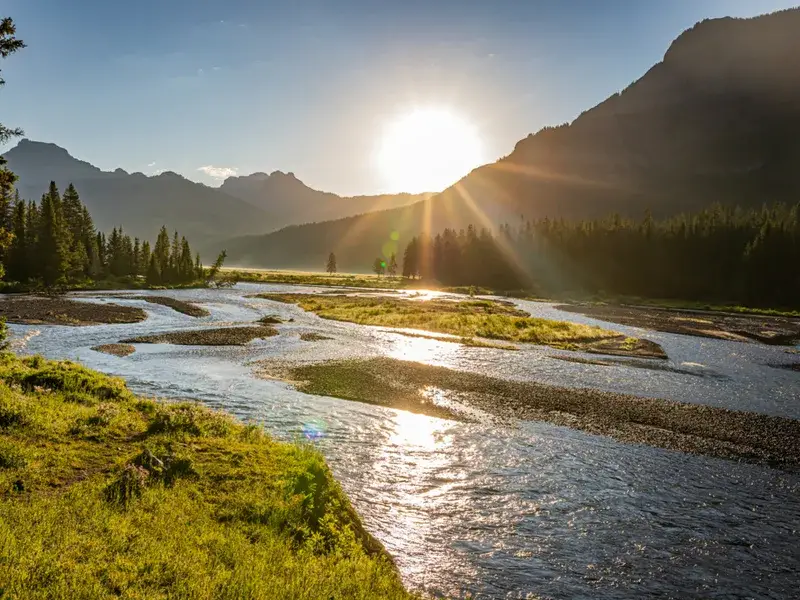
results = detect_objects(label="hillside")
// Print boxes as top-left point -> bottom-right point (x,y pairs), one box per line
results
220,171 -> 427,228
2,141 -> 426,251
3,140 -> 270,248
215,8 -> 800,271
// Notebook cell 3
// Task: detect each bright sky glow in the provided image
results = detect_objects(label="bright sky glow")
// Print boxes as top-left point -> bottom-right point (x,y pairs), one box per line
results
376,108 -> 484,193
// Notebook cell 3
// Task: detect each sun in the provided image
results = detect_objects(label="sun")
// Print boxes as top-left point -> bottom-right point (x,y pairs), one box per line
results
376,107 -> 484,193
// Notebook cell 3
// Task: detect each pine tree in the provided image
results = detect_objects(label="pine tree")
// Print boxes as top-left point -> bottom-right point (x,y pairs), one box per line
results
7,197 -> 26,282
140,241 -> 151,277
37,191 -> 69,286
195,252 -> 203,279
372,257 -> 385,277
387,253 -> 398,278
326,252 -> 337,274
0,18 -> 25,284
132,238 -> 140,277
402,238 -> 418,279
146,254 -> 161,285
154,226 -> 170,280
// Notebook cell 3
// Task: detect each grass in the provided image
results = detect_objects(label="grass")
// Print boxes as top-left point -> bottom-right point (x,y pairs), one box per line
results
259,293 -> 664,357
0,353 -> 413,599
226,269 -> 410,290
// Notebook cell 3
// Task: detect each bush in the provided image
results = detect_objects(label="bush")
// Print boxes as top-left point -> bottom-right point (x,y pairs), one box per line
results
0,441 -> 27,469
147,403 -> 234,438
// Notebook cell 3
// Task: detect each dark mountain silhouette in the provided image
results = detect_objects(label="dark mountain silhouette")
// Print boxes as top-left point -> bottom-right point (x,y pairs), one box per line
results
220,171 -> 427,228
2,141 -> 427,250
214,8 -> 800,271
3,140 -> 270,247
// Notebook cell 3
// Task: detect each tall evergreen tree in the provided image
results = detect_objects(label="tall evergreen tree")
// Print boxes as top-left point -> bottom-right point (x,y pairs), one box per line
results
326,252 -> 337,274
37,191 -> 68,286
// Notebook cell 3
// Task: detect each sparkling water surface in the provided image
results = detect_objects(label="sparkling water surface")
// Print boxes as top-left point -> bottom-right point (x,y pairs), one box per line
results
10,284 -> 799,599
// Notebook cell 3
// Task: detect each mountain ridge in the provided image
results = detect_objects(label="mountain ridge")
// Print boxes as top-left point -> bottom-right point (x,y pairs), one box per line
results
2,140 -> 427,250
213,8 -> 800,271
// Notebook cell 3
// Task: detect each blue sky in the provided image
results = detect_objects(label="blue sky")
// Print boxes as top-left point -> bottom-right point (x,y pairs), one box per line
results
2,0 -> 797,195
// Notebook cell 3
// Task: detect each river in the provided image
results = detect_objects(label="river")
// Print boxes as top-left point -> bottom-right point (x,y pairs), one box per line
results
9,283 -> 800,599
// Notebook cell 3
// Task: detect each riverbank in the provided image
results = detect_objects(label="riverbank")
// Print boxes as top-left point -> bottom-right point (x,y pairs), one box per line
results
260,293 -> 666,358
0,353 -> 412,598
257,357 -> 800,468
557,303 -> 800,345
0,297 -> 147,326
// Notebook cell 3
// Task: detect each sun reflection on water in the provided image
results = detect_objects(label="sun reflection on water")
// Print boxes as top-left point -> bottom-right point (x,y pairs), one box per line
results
385,333 -> 462,365
389,410 -> 445,450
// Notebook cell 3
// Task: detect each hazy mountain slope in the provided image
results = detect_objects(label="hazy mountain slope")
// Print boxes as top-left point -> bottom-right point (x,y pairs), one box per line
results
3,140 -> 271,248
219,171 -> 429,229
216,9 -> 800,271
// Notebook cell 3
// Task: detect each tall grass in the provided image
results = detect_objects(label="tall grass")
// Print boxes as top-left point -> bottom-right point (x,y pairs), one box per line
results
262,294 -> 621,348
0,354 -> 413,599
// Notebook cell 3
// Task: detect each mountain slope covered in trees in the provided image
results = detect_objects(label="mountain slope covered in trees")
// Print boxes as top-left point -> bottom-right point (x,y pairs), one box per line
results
215,8 -> 800,271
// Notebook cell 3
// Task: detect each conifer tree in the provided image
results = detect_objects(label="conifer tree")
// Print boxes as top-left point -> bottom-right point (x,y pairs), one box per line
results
326,252 -> 337,275
387,253 -> 398,278
146,254 -> 160,285
37,191 -> 68,286
372,257 -> 385,277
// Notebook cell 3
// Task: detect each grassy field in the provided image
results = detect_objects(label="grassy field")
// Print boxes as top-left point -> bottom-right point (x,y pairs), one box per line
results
0,354 -> 412,599
226,268 -> 410,290
260,293 -> 665,357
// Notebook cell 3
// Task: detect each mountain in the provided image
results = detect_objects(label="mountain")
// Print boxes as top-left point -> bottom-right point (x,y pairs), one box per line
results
2,141 -> 426,252
220,171 -> 428,229
3,140 -> 270,249
215,8 -> 800,271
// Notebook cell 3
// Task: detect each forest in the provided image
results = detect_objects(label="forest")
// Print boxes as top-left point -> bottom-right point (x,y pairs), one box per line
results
401,203 -> 800,307
0,181 -> 204,288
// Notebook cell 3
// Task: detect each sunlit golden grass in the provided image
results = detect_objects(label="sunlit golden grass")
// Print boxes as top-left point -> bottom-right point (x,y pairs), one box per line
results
260,294 -> 656,356
225,268 -> 409,290
0,353 -> 413,599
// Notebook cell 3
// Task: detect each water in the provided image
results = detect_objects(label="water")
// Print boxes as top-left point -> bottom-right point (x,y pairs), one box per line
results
9,284 -> 800,599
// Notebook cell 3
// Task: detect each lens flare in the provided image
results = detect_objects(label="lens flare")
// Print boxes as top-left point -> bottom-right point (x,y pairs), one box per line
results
302,419 -> 327,441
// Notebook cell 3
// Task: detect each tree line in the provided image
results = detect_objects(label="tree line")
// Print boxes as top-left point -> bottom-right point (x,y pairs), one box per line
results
0,181 -> 204,288
400,203 -> 800,307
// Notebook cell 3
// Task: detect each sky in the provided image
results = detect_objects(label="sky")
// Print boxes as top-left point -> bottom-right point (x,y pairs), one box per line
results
2,0 -> 798,195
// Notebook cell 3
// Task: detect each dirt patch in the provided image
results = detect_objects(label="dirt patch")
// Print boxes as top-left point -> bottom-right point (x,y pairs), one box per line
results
299,332 -> 333,342
122,326 -> 278,346
0,297 -> 147,326
551,355 -> 724,378
768,362 -> 800,373
257,357 -> 800,468
132,296 -> 209,317
557,304 -> 800,346
91,344 -> 136,357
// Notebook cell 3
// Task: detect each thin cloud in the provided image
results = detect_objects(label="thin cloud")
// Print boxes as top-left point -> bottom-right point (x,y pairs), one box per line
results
198,165 -> 238,180
152,168 -> 167,176
147,161 -> 156,167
